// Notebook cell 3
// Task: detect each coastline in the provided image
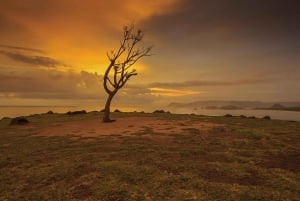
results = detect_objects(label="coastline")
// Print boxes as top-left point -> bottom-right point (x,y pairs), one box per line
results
1,106 -> 300,122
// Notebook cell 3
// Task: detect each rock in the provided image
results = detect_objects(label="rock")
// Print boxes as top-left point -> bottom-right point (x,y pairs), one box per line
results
114,109 -> 121,112
66,110 -> 87,115
263,115 -> 271,120
153,110 -> 170,114
224,114 -> 233,117
10,117 -> 29,125
46,111 -> 54,114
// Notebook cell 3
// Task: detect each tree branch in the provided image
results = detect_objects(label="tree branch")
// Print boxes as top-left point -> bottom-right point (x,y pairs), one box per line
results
103,24 -> 152,95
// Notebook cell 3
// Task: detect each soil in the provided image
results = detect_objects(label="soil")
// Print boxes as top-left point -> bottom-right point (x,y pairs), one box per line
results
37,116 -> 223,137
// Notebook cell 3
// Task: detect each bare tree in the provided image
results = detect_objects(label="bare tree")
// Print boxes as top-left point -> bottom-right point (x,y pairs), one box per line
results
102,24 -> 152,122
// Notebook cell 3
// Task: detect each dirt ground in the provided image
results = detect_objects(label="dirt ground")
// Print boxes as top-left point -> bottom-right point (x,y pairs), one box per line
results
37,116 -> 223,137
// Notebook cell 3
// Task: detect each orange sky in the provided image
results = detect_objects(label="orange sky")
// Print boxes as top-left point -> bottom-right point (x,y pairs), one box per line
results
0,0 -> 299,108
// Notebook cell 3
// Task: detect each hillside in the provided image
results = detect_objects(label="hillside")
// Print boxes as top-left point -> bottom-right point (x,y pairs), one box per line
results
168,100 -> 300,110
0,111 -> 299,200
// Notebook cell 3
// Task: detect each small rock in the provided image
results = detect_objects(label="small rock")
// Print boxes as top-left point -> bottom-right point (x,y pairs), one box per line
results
224,114 -> 233,117
263,115 -> 271,120
46,111 -> 54,114
153,110 -> 171,114
114,109 -> 121,112
248,116 -> 256,119
66,110 -> 87,115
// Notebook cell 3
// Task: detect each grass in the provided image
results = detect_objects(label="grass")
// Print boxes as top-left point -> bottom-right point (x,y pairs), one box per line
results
0,112 -> 299,200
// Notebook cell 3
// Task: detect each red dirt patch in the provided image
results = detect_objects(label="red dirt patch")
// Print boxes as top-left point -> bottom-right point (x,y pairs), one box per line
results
36,117 -> 223,138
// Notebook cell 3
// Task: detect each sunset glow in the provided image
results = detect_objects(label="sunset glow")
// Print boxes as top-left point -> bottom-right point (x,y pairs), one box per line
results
0,0 -> 299,108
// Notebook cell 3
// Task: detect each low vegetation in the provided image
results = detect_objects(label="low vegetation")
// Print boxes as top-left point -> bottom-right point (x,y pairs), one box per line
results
0,112 -> 299,200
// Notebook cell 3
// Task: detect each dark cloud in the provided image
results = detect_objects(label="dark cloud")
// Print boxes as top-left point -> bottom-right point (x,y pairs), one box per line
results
0,69 -> 158,105
0,44 -> 45,54
149,78 -> 271,88
0,70 -> 103,99
0,50 -> 67,68
143,0 -> 300,51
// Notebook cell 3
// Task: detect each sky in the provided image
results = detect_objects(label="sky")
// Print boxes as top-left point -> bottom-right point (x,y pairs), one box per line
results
0,0 -> 299,109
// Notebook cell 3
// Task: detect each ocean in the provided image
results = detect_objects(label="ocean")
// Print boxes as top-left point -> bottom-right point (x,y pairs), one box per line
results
0,106 -> 299,121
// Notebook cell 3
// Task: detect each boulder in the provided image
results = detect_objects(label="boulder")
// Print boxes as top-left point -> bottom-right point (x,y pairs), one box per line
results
66,110 -> 87,115
153,110 -> 170,114
263,115 -> 271,120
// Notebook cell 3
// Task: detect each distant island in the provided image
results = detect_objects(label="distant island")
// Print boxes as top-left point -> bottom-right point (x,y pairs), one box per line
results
168,100 -> 300,112
257,103 -> 300,112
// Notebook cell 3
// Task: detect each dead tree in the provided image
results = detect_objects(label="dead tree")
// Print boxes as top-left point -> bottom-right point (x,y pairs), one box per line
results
102,25 -> 152,122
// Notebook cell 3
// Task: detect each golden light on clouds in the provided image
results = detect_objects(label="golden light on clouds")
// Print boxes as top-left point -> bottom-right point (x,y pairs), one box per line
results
0,0 -> 299,108
0,0 -> 179,74
148,88 -> 204,97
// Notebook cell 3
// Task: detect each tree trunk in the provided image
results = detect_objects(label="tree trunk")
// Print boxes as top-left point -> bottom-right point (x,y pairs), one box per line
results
102,93 -> 116,122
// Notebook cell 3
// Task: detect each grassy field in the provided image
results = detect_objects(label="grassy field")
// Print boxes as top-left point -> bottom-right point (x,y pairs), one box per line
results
0,112 -> 299,201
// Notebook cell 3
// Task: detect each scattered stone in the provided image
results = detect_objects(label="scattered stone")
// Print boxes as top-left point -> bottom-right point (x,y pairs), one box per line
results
10,117 -> 29,125
224,114 -> 233,117
46,111 -> 54,114
263,115 -> 271,120
66,110 -> 87,115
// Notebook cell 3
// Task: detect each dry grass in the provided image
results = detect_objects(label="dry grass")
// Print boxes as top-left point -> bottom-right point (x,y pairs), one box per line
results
0,112 -> 299,200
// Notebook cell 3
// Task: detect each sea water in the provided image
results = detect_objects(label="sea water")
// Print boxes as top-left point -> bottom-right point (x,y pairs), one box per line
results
0,106 -> 299,121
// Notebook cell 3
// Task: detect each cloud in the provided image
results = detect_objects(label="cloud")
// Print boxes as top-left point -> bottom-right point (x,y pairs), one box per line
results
148,77 -> 271,89
0,69 -> 156,102
142,0 -> 300,51
0,50 -> 68,68
0,0 -> 178,46
0,70 -> 102,98
0,44 -> 45,54
148,87 -> 203,97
